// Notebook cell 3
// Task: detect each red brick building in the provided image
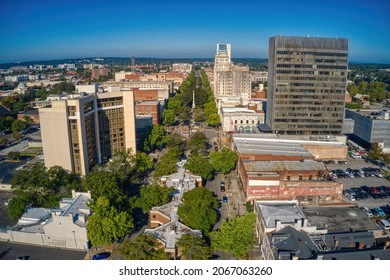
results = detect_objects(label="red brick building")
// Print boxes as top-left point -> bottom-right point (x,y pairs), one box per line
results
91,67 -> 111,80
135,101 -> 161,124
233,134 -> 345,204
133,88 -> 159,101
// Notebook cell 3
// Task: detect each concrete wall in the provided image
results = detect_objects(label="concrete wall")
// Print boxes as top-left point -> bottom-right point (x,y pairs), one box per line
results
123,91 -> 137,153
39,101 -> 73,172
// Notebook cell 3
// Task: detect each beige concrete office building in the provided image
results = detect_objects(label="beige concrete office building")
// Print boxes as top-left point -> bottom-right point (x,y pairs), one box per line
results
214,43 -> 251,107
267,36 -> 348,135
39,91 -> 136,175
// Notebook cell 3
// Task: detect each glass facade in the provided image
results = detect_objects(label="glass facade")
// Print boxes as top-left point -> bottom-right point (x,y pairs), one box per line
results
267,36 -> 348,135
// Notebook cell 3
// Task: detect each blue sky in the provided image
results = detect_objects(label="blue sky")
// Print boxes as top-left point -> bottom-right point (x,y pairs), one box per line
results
0,0 -> 389,63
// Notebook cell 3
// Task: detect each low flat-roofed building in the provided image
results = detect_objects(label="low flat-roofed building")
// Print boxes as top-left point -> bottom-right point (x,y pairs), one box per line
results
317,247 -> 390,260
302,206 -> 380,234
233,134 -> 348,161
104,80 -> 174,99
240,159 -> 342,203
220,107 -> 264,133
3,191 -> 91,250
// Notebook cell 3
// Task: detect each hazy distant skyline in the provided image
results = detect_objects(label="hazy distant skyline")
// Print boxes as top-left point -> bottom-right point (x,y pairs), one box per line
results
1,0 -> 389,63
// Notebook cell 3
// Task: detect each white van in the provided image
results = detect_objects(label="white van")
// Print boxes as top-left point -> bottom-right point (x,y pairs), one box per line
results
377,219 -> 390,230
361,207 -> 373,218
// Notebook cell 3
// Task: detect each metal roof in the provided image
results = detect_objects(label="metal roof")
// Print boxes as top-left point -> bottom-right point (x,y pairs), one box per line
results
243,160 -> 326,172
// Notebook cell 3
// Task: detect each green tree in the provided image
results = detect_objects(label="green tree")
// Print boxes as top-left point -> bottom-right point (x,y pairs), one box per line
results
167,97 -> 181,112
206,113 -> 221,127
87,196 -> 133,246
163,109 -> 176,125
204,101 -> 218,117
12,131 -> 22,141
144,124 -> 169,152
7,151 -> 20,160
167,132 -> 186,150
106,148 -> 135,182
7,196 -> 29,220
11,119 -> 27,132
178,107 -> 191,124
10,163 -> 80,216
210,147 -> 238,174
135,183 -> 174,213
367,143 -> 383,161
134,152 -> 153,174
177,234 -> 212,260
82,170 -> 125,206
178,187 -> 218,235
153,147 -> 182,179
187,131 -> 208,154
0,137 -> 8,146
194,108 -> 206,123
210,213 -> 256,259
0,116 -> 14,131
184,154 -> 214,180
119,234 -> 169,260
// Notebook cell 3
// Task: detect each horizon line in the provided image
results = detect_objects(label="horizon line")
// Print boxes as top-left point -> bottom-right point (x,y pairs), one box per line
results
1,56 -> 389,66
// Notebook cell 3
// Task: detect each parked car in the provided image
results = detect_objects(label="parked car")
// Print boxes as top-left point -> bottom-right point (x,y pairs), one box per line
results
222,196 -> 228,203
361,207 -> 373,218
374,207 -> 385,217
92,252 -> 111,260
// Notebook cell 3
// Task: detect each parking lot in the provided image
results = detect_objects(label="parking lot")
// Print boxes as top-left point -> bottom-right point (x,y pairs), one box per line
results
326,158 -> 390,229
0,191 -> 16,227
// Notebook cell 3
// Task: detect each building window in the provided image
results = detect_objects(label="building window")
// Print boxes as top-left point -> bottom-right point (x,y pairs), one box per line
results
309,175 -> 313,180
299,175 -> 303,180
287,176 -> 290,181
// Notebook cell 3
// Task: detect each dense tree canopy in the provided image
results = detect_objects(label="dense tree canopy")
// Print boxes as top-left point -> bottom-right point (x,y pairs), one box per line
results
210,148 -> 238,174
119,234 -> 169,260
134,183 -> 174,213
184,153 -> 214,180
167,132 -> 186,150
187,131 -> 208,154
210,213 -> 256,258
82,170 -> 126,206
153,146 -> 182,179
87,196 -> 133,246
163,109 -> 176,125
178,187 -> 218,235
10,163 -> 81,218
144,124 -> 169,152
177,234 -> 212,260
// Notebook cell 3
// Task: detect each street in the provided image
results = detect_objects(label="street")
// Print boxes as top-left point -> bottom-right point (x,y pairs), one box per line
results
0,241 -> 86,260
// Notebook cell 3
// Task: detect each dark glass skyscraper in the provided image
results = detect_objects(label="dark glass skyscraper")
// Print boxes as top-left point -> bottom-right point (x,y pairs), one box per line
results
267,36 -> 348,135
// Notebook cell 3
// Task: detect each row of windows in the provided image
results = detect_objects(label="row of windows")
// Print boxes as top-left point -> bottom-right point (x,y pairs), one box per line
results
276,88 -> 345,93
277,51 -> 348,57
275,106 -> 342,112
276,76 -> 346,82
275,94 -> 345,99
276,70 -> 346,75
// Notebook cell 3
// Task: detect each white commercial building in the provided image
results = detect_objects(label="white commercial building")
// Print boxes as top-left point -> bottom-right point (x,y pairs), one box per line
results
221,107 -> 265,133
